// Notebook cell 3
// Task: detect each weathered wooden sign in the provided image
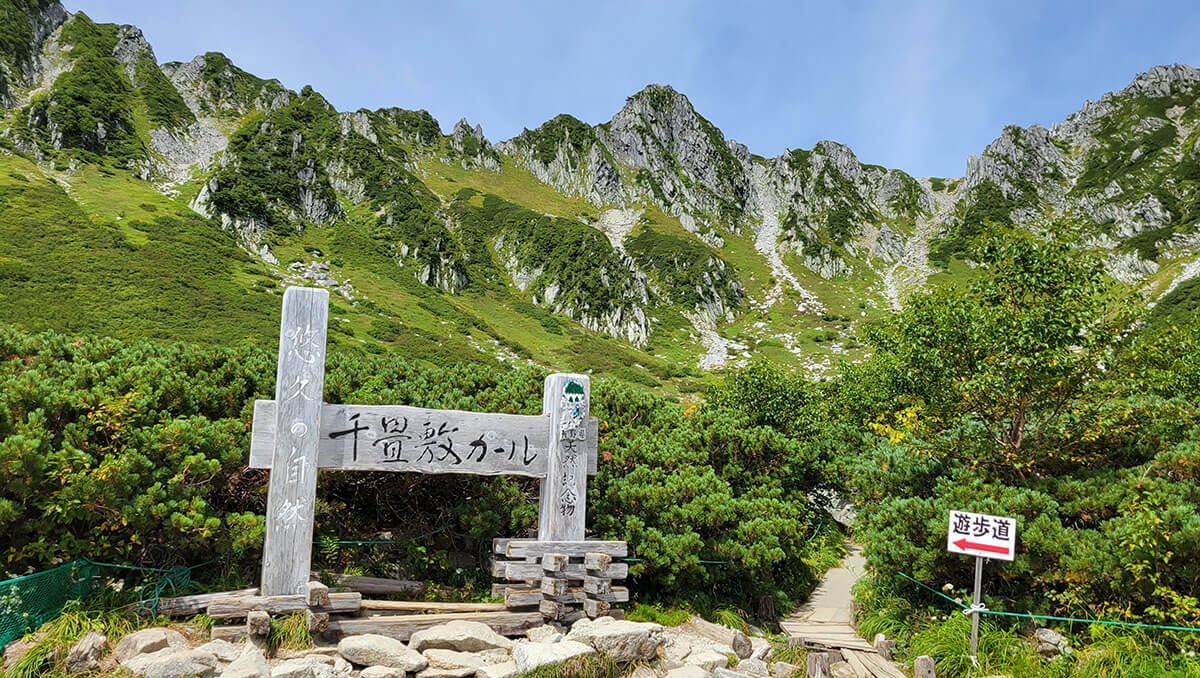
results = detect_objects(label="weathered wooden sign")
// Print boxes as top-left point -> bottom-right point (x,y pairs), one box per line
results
254,287 -> 596,597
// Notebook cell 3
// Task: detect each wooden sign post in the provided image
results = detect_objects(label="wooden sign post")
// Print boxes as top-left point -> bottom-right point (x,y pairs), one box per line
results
253,287 -> 598,599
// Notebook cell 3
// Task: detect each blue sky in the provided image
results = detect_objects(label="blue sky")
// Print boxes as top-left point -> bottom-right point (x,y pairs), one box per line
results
65,1 -> 1200,178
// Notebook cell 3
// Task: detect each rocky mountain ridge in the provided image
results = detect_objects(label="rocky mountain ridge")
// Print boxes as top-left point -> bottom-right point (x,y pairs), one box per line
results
1,1 -> 1198,374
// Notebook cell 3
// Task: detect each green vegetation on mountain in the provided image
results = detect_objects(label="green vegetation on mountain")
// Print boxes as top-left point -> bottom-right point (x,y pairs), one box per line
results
627,225 -> 742,311
515,113 -> 596,166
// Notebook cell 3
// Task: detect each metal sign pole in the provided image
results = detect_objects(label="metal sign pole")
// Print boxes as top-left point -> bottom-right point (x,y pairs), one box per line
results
969,555 -> 984,666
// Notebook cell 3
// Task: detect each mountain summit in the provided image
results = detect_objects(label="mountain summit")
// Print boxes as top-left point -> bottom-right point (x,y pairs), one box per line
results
1,2 -> 1198,380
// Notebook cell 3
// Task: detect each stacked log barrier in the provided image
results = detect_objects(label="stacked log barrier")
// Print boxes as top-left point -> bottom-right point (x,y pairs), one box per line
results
492,539 -> 629,622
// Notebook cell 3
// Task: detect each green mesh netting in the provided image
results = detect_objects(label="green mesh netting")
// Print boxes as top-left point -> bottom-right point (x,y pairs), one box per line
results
0,560 -> 99,648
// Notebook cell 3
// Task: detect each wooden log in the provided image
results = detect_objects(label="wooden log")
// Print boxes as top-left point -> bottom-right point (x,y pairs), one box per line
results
858,651 -> 908,678
207,592 -> 361,619
541,553 -> 569,573
305,581 -> 330,607
540,578 -> 569,596
211,626 -> 246,642
156,588 -> 259,617
805,652 -> 830,678
583,577 -> 611,595
495,540 -> 627,558
247,610 -> 270,637
497,562 -> 627,580
506,587 -> 629,607
318,573 -> 426,595
359,600 -> 507,613
914,655 -> 936,678
582,599 -> 610,618
306,610 -> 329,634
683,615 -> 752,659
584,553 -> 612,572
325,612 -> 543,641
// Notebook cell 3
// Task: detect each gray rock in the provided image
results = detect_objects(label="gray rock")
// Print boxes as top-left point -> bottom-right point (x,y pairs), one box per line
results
1034,628 -> 1066,647
422,648 -> 488,671
332,656 -> 352,675
272,657 -> 335,678
195,638 -> 242,663
714,669 -> 751,678
748,637 -> 770,661
628,666 -> 661,678
111,628 -> 190,664
665,666 -> 712,678
733,658 -> 768,676
771,661 -> 799,678
415,667 -> 475,678
65,630 -> 106,673
565,615 -> 664,662
1036,641 -> 1060,659
687,649 -> 730,671
123,648 -> 218,678
409,620 -> 514,653
526,625 -> 564,644
336,634 -> 426,671
511,639 -> 595,673
223,645 -> 270,678
476,660 -> 519,678
359,667 -> 406,678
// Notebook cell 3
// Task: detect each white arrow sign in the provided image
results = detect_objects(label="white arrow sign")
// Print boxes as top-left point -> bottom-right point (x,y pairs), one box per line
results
946,510 -> 1016,562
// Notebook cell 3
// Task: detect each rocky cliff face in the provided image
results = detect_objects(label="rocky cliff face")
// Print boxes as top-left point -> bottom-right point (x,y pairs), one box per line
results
2,1 -> 1199,357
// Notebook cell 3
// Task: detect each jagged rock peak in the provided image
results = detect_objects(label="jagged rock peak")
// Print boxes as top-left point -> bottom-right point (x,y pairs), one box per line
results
1121,63 -> 1200,98
453,118 -> 489,145
450,117 -> 500,171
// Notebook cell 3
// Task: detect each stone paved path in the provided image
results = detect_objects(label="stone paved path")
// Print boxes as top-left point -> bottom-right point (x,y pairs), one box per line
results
780,542 -> 906,678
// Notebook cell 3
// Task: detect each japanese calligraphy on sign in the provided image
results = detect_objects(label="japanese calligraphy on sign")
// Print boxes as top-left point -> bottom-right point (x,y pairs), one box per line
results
251,401 -> 598,478
946,510 -> 1017,561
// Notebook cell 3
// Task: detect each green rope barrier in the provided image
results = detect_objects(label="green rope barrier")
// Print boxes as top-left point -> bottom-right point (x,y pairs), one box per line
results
898,571 -> 1200,634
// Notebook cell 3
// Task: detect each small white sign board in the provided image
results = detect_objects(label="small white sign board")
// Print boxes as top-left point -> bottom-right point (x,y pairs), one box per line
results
947,510 -> 1016,561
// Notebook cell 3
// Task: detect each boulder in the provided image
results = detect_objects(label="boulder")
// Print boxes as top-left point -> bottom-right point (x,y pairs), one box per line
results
337,634 -> 426,671
628,666 -> 661,678
123,648 -> 218,678
477,661 -> 519,678
359,667 -> 406,678
566,616 -> 663,662
686,649 -> 730,672
223,645 -> 270,678
417,648 -> 490,678
714,670 -> 751,678
526,625 -> 564,644
195,639 -> 242,663
271,657 -> 335,678
111,628 -> 190,664
512,639 -> 595,673
409,620 -> 514,653
665,666 -> 712,678
65,631 -> 106,673
733,658 -> 768,677
771,661 -> 799,678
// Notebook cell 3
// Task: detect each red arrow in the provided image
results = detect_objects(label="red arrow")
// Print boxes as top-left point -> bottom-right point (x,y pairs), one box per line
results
953,538 -> 1010,555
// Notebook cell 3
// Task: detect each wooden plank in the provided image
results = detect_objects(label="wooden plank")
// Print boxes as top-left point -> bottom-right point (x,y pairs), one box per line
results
253,403 -> 600,478
306,610 -> 329,634
496,540 -> 627,558
211,626 -> 248,643
682,616 -> 752,659
504,587 -> 629,607
537,374 -> 589,540
857,651 -> 908,678
206,592 -> 361,619
540,578 -> 569,596
319,573 -> 426,595
359,600 -> 506,613
326,612 -> 543,641
497,562 -> 627,580
261,287 -> 329,597
842,649 -> 870,678
247,610 -> 270,636
585,553 -> 613,573
157,588 -> 259,617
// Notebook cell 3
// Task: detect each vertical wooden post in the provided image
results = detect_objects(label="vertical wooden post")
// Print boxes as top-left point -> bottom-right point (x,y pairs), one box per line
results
538,373 -> 590,541
261,287 -> 329,596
